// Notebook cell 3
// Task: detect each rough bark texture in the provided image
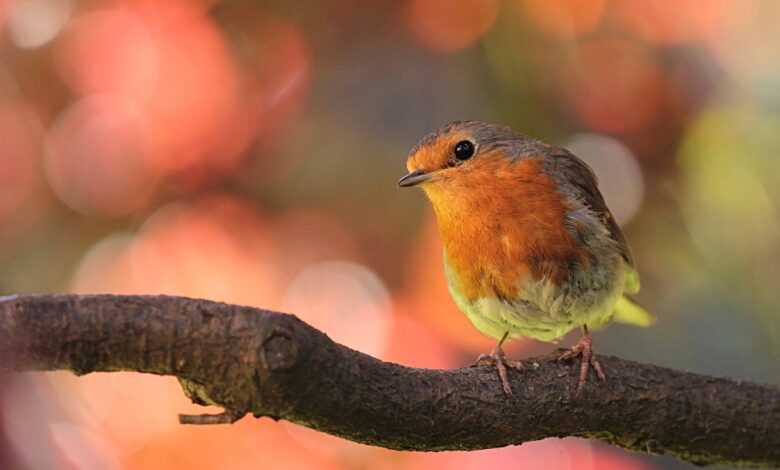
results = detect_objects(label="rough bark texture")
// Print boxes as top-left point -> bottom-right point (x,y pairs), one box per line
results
0,294 -> 777,468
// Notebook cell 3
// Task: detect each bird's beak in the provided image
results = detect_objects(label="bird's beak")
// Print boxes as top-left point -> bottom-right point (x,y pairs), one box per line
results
398,169 -> 432,187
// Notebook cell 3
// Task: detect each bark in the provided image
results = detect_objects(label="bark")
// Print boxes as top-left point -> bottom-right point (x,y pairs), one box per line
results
0,294 -> 777,468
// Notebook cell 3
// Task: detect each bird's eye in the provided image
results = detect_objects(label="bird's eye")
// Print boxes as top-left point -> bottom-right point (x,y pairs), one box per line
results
453,140 -> 475,160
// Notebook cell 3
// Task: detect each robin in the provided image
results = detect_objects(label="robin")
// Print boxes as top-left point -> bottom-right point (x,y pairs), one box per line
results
399,121 -> 653,395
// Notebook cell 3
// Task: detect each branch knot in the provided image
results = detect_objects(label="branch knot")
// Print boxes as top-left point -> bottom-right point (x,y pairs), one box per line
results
262,327 -> 298,371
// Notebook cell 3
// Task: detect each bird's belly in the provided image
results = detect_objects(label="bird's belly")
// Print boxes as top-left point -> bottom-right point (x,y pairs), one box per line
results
444,254 -> 624,342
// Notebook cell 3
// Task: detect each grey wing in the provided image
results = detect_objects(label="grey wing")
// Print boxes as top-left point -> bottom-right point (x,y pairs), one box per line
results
543,147 -> 640,293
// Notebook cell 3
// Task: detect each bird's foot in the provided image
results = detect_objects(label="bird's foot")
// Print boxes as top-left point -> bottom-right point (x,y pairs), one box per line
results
558,329 -> 605,394
474,346 -> 524,396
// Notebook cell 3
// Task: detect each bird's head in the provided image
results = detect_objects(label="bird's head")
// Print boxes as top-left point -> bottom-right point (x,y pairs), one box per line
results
402,121 -> 491,187
399,121 -> 580,234
398,120 -> 539,188
399,121 -> 545,204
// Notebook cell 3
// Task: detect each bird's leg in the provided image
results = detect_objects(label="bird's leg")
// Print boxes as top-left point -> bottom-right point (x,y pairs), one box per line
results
558,325 -> 606,393
474,331 -> 524,396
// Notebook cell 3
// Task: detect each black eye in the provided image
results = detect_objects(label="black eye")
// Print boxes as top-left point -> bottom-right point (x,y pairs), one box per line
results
453,140 -> 475,160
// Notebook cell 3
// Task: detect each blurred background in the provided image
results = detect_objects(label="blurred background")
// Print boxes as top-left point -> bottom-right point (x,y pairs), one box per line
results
0,0 -> 779,468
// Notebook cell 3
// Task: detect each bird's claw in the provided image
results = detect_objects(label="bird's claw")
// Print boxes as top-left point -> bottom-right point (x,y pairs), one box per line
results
474,348 -> 523,396
558,331 -> 605,394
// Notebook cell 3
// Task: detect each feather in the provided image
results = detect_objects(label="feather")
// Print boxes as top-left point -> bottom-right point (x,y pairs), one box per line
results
612,296 -> 655,327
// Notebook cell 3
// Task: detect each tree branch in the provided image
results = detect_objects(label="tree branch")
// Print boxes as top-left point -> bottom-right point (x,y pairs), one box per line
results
0,294 -> 777,468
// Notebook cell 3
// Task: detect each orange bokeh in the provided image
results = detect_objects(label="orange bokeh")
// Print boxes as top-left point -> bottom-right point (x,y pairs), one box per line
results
54,0 -> 261,188
614,0 -> 732,45
382,304 -> 458,369
406,0 -> 499,53
281,416 -> 398,468
282,260 -> 392,357
126,419 -> 341,470
561,38 -> 666,134
72,195 -> 280,308
55,7 -> 159,104
132,0 -> 246,176
54,0 -> 312,193
32,372 -> 342,470
124,198 -> 279,307
46,372 -> 190,462
44,95 -> 157,216
408,438 -> 651,469
0,99 -> 44,226
698,1 -> 765,78
518,0 -> 606,40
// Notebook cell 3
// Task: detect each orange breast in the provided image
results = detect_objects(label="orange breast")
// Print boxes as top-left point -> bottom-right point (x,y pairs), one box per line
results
424,156 -> 585,301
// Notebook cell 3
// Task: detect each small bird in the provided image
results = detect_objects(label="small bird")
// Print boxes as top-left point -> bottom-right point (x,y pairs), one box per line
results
399,121 -> 653,395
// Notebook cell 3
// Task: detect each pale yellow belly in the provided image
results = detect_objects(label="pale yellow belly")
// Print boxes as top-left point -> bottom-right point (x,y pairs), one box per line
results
443,254 -> 624,343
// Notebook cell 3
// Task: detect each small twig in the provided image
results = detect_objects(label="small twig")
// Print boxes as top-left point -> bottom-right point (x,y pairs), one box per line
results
179,410 -> 245,425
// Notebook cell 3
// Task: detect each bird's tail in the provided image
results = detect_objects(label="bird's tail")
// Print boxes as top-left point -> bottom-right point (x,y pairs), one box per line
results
612,296 -> 656,327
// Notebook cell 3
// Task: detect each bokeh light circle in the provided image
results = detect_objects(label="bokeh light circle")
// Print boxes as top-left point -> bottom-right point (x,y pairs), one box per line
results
44,94 -> 157,216
55,7 -> 159,102
282,261 -> 391,357
70,196 -> 280,308
7,0 -> 71,49
565,133 -> 645,225
561,38 -> 665,134
407,0 -> 499,53
54,0 -> 250,182
71,233 -> 135,293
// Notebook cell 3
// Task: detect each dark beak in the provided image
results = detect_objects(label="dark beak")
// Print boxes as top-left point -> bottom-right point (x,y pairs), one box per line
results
398,169 -> 432,187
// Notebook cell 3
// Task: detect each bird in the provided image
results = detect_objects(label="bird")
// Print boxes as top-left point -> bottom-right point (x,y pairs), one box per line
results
398,121 -> 653,395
